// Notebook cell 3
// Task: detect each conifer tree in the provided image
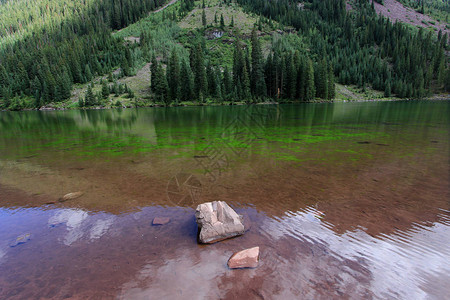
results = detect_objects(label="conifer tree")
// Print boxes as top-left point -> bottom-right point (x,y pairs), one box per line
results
250,28 -> 266,98
202,9 -> 207,27
305,59 -> 315,101
220,14 -> 225,29
85,64 -> 93,82
0,64 -> 10,98
167,50 -> 181,101
85,84 -> 95,106
327,64 -> 335,100
286,55 -> 296,99
242,64 -> 251,100
222,66 -> 232,99
384,81 -> 391,97
102,80 -> 110,99
180,60 -> 194,101
150,55 -> 158,93
233,41 -> 244,86
31,76 -> 41,107
315,59 -> 328,99
191,44 -> 207,98
154,62 -> 168,103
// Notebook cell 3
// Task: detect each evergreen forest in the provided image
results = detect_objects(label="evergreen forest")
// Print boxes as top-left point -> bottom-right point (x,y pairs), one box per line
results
0,0 -> 449,110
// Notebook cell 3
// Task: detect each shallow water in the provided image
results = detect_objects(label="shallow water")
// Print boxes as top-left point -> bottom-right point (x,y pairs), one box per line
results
0,101 -> 449,299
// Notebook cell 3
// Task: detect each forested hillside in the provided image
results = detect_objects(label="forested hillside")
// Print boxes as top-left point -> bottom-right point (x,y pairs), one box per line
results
0,0 -> 166,109
0,0 -> 449,110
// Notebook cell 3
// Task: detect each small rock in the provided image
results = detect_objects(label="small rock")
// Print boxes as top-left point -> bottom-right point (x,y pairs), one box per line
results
195,201 -> 245,244
10,233 -> 31,247
228,247 -> 260,269
59,192 -> 83,202
152,217 -> 170,225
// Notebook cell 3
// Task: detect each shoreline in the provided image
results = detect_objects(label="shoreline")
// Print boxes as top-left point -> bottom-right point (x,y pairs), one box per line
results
1,96 -> 449,112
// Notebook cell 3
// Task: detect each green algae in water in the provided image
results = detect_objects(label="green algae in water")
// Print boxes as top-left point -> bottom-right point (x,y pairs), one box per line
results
0,101 -> 448,166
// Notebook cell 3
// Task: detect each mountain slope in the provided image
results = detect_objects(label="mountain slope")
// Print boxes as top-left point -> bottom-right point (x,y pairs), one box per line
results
372,0 -> 449,35
0,0 -> 449,111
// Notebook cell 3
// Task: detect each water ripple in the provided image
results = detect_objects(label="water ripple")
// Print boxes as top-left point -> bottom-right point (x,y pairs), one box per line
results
262,205 -> 450,299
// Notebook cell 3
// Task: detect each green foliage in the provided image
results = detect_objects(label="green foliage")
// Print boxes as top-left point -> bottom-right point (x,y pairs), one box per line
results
202,9 -> 207,27
250,28 -> 266,98
220,13 -> 225,29
0,0 -> 169,108
102,81 -> 110,99
1,0 -> 448,110
85,84 -> 96,106
167,50 -> 181,101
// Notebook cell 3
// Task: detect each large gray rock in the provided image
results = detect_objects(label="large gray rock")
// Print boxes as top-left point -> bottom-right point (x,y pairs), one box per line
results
195,201 -> 245,244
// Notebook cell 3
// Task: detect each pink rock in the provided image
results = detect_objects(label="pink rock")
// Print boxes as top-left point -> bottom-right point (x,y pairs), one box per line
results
227,246 -> 260,269
152,217 -> 170,225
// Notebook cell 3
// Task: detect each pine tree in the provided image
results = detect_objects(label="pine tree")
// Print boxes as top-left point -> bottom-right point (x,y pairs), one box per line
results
16,62 -> 29,94
202,9 -> 207,27
191,44 -> 207,98
315,58 -> 328,99
305,59 -> 315,101
113,82 -> 119,96
214,12 -> 218,24
327,63 -> 335,100
78,96 -> 84,108
154,62 -> 169,103
31,76 -> 41,107
384,81 -> 391,97
206,63 -> 217,97
84,64 -> 93,82
222,66 -> 232,99
0,64 -> 9,98
425,64 -> 433,88
242,63 -> 251,100
250,28 -> 266,98
85,84 -> 95,106
444,69 -> 450,92
102,80 -> 110,99
180,60 -> 194,101
150,55 -> 158,93
220,14 -> 225,29
121,58 -> 131,77
233,41 -> 245,88
437,56 -> 445,86
230,16 -> 234,27
167,50 -> 181,101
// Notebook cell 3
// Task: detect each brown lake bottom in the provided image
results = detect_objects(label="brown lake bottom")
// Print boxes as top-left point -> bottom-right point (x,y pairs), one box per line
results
0,102 -> 449,299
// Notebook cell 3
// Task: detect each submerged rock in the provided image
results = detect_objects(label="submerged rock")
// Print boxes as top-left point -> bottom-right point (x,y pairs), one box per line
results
152,217 -> 170,225
228,247 -> 260,269
10,233 -> 31,247
59,192 -> 83,202
195,201 -> 244,244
